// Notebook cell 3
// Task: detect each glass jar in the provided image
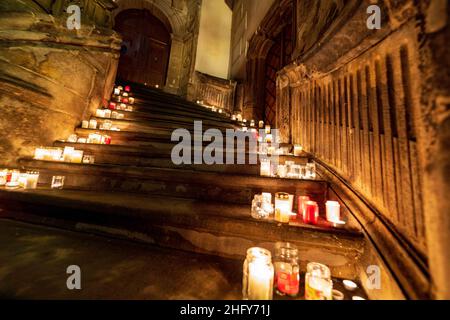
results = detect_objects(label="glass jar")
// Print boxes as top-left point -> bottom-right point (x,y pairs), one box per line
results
274,242 -> 300,297
305,262 -> 333,300
306,162 -> 316,179
243,247 -> 274,300
251,195 -> 272,219
275,192 -> 291,223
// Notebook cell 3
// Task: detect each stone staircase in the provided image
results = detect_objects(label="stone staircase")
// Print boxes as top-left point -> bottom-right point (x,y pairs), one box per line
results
0,83 -> 365,279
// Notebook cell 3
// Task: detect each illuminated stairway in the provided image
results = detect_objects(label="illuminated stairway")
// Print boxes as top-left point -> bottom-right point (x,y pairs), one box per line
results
0,83 -> 365,280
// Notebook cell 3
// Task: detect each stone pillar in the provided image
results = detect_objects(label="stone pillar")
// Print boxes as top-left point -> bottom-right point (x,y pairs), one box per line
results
165,34 -> 184,95
243,57 -> 266,120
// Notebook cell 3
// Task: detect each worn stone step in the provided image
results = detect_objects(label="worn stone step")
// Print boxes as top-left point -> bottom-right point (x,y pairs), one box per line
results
52,141 -> 309,170
88,116 -> 237,134
0,188 -> 365,279
113,106 -> 237,125
18,158 -> 328,205
73,128 -> 260,152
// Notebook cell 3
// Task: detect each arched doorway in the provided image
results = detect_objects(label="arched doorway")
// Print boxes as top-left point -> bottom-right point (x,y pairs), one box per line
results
263,19 -> 293,126
114,9 -> 172,87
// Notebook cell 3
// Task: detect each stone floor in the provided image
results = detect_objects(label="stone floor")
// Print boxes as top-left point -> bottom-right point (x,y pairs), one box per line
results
0,219 -> 242,300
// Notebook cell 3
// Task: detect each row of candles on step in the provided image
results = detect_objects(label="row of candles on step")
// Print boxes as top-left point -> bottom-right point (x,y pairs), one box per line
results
0,170 -> 66,190
251,192 -> 345,226
0,169 -> 39,189
82,119 -> 121,131
243,245 -> 364,300
34,147 -> 95,164
261,160 -> 316,179
65,132 -> 112,145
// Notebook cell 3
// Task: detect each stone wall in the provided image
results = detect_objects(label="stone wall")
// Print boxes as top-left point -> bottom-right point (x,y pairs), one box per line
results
272,0 -> 450,299
0,0 -> 121,167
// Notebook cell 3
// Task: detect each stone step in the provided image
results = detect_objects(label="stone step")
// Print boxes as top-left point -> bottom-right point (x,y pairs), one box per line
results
130,100 -> 236,122
18,158 -> 328,205
115,105 -> 238,125
88,116 -> 237,134
52,141 -> 309,171
73,128 -> 261,152
0,188 -> 365,278
52,142 -> 259,175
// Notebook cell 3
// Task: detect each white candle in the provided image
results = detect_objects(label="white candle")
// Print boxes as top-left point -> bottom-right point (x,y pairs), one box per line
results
259,121 -> 264,129
95,109 -> 105,118
81,120 -> 89,129
277,165 -> 287,178
0,170 -> 7,186
248,261 -> 274,300
34,148 -> 46,160
275,193 -> 291,223
117,113 -> 125,120
265,125 -> 271,134
294,145 -> 303,156
260,160 -> 271,177
343,280 -> 358,291
104,109 -> 112,118
250,120 -> 255,127
63,147 -> 74,162
326,201 -> 341,223
114,88 -> 120,95
236,114 -> 243,122
71,150 -> 83,163
129,97 -> 135,104
89,119 -> 97,129
51,176 -> 65,189
25,173 -> 39,189
231,115 -> 237,121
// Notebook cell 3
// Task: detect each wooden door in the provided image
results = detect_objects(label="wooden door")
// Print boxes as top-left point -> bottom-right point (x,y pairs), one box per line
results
115,9 -> 171,87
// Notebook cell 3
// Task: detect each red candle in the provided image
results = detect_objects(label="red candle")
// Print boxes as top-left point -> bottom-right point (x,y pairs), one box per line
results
125,86 -> 131,92
298,196 -> 310,220
304,201 -> 319,225
6,171 -> 12,183
104,136 -> 112,145
109,102 -> 116,110
122,98 -> 129,104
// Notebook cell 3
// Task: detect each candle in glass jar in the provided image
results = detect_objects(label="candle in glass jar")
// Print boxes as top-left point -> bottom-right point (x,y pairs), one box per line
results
275,192 -> 291,223
231,114 -> 237,121
243,247 -> 274,300
326,201 -> 341,223
71,150 -> 83,163
236,114 -> 243,122
265,134 -> 273,144
95,109 -> 105,118
34,148 -> 46,160
260,159 -> 271,177
25,172 -> 39,189
81,120 -> 89,129
63,147 -> 74,162
89,119 -> 97,129
298,196 -> 310,220
250,120 -> 255,127
265,125 -> 271,134
304,201 -> 319,224
277,165 -> 287,178
51,176 -> 65,189
259,121 -> 264,129
294,145 -> 303,156
0,170 -> 7,186
305,262 -> 333,300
